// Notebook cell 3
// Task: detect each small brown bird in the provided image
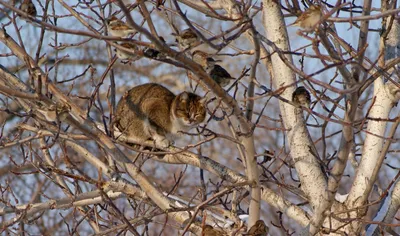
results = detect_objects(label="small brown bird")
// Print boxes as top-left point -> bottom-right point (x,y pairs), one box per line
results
246,220 -> 269,236
106,16 -> 136,38
202,225 -> 227,236
289,5 -> 322,31
144,37 -> 166,59
292,86 -> 311,108
37,103 -> 71,122
192,50 -> 221,71
209,65 -> 235,87
172,28 -> 199,49
115,42 -> 142,62
19,0 -> 37,17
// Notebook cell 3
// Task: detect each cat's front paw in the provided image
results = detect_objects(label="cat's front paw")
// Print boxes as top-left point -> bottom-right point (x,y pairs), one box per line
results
154,136 -> 170,148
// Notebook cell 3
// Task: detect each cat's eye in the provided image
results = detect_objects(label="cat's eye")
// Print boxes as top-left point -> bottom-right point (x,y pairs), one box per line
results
177,107 -> 188,113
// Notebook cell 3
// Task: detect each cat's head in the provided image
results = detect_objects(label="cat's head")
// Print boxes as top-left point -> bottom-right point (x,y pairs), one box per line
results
172,92 -> 206,129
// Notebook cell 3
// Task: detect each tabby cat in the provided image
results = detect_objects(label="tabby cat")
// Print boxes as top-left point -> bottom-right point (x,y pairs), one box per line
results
115,83 -> 206,148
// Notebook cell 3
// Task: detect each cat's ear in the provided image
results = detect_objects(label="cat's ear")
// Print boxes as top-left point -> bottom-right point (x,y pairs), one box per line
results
179,92 -> 189,101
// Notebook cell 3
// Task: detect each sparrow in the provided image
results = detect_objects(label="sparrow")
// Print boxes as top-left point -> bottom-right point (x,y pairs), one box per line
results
292,86 -> 311,108
105,16 -> 135,38
115,42 -> 142,62
143,37 -> 166,59
289,5 -> 322,31
245,220 -> 269,236
202,225 -> 227,236
209,64 -> 235,87
192,50 -> 221,71
172,28 -> 199,49
19,0 -> 37,17
37,103 -> 71,122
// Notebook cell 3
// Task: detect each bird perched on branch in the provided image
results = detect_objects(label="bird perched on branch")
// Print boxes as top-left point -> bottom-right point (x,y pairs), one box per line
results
144,37 -> 166,59
37,103 -> 71,123
191,51 -> 233,87
245,220 -> 269,236
292,86 -> 311,108
192,50 -> 221,71
115,42 -> 142,63
289,5 -> 322,31
19,0 -> 37,17
172,28 -> 199,49
209,65 -> 235,87
202,225 -> 227,236
105,16 -> 136,38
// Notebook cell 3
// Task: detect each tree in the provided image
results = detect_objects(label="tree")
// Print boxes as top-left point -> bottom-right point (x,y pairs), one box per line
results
0,0 -> 399,235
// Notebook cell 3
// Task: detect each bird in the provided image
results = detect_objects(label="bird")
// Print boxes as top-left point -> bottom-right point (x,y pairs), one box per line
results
37,103 -> 71,122
143,47 -> 162,59
289,5 -> 322,31
105,16 -> 136,38
143,37 -> 166,59
192,50 -> 221,71
245,220 -> 269,236
115,42 -> 142,62
202,225 -> 227,236
19,0 -> 37,17
172,28 -> 199,49
209,65 -> 235,87
292,86 -> 311,108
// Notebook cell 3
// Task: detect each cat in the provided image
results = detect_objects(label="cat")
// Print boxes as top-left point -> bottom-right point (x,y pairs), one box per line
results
115,83 -> 206,148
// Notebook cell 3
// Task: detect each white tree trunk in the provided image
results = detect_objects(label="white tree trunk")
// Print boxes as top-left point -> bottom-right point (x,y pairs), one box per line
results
345,5 -> 400,233
366,179 -> 400,236
261,0 -> 327,220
